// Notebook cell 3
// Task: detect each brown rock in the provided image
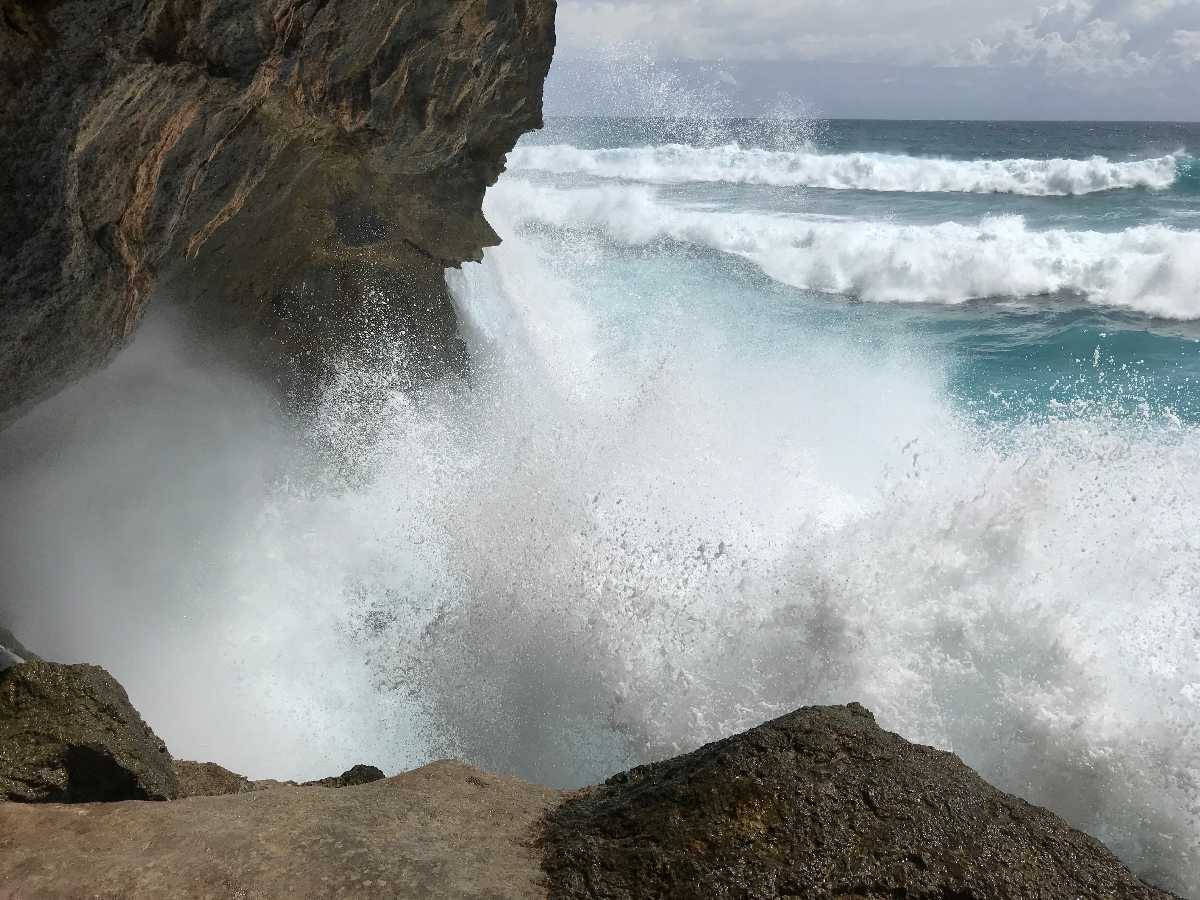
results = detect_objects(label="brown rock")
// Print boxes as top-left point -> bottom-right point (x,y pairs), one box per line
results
174,760 -> 256,799
0,662 -> 178,803
0,760 -> 563,899
0,0 -> 557,423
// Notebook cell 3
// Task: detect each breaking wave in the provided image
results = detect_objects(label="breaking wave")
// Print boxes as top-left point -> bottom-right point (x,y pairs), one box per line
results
498,179 -> 1200,319
509,143 -> 1189,196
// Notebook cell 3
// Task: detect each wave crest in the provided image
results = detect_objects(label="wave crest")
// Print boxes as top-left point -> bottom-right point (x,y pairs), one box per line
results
509,143 -> 1187,196
495,180 -> 1200,319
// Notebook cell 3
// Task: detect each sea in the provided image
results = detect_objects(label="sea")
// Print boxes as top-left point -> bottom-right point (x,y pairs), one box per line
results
1,118 -> 1198,894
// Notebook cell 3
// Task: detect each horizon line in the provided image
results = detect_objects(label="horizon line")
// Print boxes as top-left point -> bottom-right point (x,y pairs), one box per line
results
543,114 -> 1200,125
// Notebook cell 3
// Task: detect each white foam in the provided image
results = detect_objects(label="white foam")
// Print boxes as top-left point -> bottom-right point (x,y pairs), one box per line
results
496,179 -> 1200,319
509,143 -> 1183,196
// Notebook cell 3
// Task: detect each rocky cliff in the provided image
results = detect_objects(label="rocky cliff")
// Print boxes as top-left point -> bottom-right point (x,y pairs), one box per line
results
0,0 -> 556,423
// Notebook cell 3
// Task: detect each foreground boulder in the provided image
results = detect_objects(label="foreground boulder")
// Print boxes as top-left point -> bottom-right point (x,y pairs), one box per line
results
543,703 -> 1178,900
0,761 -> 560,899
0,0 -> 556,423
0,662 -> 177,803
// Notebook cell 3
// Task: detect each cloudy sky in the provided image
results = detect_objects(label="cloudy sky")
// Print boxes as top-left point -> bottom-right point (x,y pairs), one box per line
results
545,0 -> 1200,119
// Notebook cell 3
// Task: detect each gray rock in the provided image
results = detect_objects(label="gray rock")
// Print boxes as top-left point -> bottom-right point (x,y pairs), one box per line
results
0,662 -> 178,803
0,0 -> 557,424
544,703 -> 1180,900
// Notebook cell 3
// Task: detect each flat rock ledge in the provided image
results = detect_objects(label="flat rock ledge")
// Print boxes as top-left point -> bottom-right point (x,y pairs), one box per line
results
0,761 -> 561,900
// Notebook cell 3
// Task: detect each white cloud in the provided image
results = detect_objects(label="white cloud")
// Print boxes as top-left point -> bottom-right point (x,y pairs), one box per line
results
557,0 -> 1044,65
967,4 -> 1156,76
1172,27 -> 1200,61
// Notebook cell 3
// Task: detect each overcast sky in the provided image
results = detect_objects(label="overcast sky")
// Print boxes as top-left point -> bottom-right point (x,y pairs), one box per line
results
545,0 -> 1200,119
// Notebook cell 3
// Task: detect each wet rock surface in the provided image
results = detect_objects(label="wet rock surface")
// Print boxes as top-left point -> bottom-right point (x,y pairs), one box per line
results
0,0 -> 556,423
542,703 -> 1180,900
0,662 -> 178,803
0,761 -> 562,900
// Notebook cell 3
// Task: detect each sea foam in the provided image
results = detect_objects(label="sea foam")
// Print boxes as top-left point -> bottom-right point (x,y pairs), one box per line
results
509,143 -> 1186,196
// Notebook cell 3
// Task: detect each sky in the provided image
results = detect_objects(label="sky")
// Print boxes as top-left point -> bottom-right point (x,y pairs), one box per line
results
544,0 -> 1200,120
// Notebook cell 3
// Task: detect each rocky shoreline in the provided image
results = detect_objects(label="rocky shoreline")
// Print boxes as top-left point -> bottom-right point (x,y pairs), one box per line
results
0,654 -> 1182,898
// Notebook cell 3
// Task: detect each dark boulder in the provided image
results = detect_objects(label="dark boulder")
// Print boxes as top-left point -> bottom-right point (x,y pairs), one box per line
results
543,703 -> 1178,900
0,662 -> 178,803
302,763 -> 387,789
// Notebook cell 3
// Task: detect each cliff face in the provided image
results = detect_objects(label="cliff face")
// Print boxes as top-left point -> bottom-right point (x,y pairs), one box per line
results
0,0 -> 556,422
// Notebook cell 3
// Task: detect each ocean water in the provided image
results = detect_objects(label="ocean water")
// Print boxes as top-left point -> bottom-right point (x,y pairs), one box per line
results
2,118 -> 1199,894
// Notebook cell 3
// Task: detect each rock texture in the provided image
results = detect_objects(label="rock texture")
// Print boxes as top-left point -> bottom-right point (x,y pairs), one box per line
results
0,0 -> 556,423
0,761 -> 563,900
0,662 -> 178,803
543,703 -> 1179,900
302,762 -> 387,789
173,760 -> 256,798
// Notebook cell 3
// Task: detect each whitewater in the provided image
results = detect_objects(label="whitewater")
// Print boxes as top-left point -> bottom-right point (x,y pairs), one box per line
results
503,179 -> 1200,317
1,117 -> 1198,897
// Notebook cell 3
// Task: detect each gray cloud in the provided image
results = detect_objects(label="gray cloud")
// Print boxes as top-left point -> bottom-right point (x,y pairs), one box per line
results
551,0 -> 1200,118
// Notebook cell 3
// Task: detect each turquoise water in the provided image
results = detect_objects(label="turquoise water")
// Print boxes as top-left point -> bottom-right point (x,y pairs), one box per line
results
514,118 -> 1200,424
